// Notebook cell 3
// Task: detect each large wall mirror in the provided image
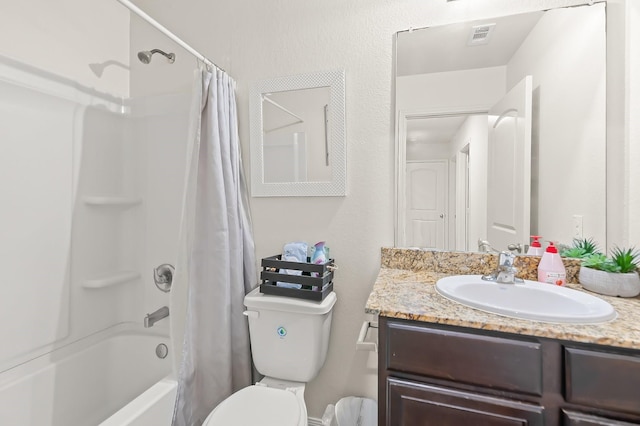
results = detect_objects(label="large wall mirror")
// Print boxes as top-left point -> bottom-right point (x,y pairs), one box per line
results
250,69 -> 346,197
395,2 -> 607,252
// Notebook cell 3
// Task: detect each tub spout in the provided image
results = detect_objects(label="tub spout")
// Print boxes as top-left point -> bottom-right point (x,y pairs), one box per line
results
144,306 -> 169,328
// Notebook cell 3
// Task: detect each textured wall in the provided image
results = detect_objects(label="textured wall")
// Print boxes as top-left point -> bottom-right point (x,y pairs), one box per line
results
131,0 -> 619,418
506,4 -> 607,246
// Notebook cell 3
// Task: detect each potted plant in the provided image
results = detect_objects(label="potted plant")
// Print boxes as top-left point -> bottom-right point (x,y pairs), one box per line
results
578,247 -> 640,297
560,237 -> 601,259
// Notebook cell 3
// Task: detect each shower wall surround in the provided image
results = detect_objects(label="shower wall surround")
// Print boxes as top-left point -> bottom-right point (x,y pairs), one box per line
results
1,0 -> 189,376
0,56 -> 143,373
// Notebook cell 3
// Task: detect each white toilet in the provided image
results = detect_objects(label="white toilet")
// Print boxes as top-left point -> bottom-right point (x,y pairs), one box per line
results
202,286 -> 338,426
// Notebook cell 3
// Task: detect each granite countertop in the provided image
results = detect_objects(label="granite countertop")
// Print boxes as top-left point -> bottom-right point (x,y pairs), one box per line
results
365,248 -> 640,350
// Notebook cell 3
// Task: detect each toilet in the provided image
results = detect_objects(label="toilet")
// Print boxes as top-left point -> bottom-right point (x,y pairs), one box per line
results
202,287 -> 338,425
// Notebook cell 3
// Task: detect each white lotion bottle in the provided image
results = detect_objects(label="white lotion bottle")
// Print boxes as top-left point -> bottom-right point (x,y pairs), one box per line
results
537,242 -> 566,286
527,235 -> 544,256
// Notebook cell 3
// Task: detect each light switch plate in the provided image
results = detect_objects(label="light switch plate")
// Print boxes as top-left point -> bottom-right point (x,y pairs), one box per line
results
573,215 -> 583,239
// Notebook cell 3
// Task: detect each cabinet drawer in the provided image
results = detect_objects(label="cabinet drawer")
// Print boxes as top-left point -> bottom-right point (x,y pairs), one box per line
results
388,378 -> 544,426
387,321 -> 543,395
565,347 -> 640,415
562,409 -> 639,426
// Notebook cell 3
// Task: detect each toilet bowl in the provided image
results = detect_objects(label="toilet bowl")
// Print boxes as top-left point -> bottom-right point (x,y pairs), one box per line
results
202,287 -> 337,425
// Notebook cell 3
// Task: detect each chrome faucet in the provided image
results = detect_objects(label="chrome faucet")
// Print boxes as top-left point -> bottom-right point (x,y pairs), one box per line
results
481,251 -> 523,284
144,306 -> 169,328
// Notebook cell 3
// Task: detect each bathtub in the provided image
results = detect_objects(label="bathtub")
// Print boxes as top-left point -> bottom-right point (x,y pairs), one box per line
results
100,377 -> 176,426
0,323 -> 172,426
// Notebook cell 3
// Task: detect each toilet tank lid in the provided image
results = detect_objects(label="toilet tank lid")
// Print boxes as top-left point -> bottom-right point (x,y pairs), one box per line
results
244,287 -> 337,315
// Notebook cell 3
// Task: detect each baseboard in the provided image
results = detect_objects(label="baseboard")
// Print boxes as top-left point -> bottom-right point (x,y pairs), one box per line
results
308,417 -> 325,426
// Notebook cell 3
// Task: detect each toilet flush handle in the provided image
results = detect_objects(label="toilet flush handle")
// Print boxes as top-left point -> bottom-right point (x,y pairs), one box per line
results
243,310 -> 259,319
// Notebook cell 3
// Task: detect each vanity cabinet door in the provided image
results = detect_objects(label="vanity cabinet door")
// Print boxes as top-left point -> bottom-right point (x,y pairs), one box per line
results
387,378 -> 544,426
562,410 -> 640,425
564,347 -> 640,415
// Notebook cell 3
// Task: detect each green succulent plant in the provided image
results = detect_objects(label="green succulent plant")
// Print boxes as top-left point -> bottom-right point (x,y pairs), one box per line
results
581,247 -> 640,274
610,247 -> 640,273
561,237 -> 601,259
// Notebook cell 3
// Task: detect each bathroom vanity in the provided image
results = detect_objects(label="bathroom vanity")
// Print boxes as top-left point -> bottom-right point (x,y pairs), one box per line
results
367,249 -> 640,426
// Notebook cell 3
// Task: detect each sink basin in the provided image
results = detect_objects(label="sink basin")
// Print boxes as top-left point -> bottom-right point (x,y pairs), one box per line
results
436,275 -> 617,324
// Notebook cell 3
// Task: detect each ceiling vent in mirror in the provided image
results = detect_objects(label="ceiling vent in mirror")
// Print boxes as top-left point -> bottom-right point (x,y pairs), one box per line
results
467,23 -> 496,45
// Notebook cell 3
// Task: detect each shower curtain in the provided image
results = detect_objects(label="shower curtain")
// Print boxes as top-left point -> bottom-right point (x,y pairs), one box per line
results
171,63 -> 257,426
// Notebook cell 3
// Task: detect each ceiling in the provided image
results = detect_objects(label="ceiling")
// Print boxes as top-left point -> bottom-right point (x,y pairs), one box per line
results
406,115 -> 469,145
396,10 -> 543,77
399,10 -> 544,145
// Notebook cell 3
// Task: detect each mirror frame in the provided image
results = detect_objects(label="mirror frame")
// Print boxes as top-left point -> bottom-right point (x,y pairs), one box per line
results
250,69 -> 346,197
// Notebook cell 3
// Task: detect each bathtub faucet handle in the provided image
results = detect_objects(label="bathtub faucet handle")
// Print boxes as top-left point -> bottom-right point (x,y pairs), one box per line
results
153,264 -> 174,292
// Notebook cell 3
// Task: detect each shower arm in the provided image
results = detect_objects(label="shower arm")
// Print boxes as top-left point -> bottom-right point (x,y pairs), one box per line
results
150,49 -> 175,62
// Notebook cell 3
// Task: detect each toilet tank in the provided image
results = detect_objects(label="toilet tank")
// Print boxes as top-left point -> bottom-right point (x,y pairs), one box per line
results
243,287 -> 337,383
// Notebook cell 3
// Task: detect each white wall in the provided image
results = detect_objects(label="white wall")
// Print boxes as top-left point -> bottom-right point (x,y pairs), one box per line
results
397,66 -> 506,112
449,115 -> 489,250
406,140 -> 450,161
130,0 -> 628,418
506,3 -> 607,246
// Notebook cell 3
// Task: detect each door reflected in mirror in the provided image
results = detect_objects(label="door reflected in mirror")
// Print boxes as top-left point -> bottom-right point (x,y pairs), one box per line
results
395,3 -> 606,252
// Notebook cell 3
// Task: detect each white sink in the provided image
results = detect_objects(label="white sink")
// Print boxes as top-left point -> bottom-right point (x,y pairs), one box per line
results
436,275 -> 617,324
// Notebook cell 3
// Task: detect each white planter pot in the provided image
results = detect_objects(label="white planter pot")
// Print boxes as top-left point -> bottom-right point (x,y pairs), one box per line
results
579,266 -> 640,297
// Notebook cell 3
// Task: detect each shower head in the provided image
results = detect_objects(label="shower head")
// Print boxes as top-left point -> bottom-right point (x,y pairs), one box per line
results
137,49 -> 175,64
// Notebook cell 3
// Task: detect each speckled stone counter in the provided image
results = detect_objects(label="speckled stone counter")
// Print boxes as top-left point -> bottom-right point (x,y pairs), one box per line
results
366,248 -> 640,350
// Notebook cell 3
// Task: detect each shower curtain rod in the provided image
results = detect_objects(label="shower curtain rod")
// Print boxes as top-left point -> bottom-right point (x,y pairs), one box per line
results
115,0 -> 224,72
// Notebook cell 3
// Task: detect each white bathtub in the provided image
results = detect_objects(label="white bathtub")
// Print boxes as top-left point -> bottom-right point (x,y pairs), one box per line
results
100,377 -> 176,426
0,323 -> 172,426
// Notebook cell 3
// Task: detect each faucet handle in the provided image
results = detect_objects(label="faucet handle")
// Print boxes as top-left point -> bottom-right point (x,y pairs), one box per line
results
153,264 -> 174,293
507,243 -> 523,253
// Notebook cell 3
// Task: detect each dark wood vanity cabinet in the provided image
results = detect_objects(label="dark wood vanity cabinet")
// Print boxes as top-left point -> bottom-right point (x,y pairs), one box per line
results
378,317 -> 640,426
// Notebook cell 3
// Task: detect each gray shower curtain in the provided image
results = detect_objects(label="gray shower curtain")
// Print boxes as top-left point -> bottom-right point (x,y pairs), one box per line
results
171,63 -> 257,426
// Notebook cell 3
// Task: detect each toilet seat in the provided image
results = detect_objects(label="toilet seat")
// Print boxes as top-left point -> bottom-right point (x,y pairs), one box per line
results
203,385 -> 305,426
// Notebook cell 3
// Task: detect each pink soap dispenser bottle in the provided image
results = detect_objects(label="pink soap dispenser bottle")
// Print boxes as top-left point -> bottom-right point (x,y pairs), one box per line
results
537,242 -> 566,286
527,235 -> 544,256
